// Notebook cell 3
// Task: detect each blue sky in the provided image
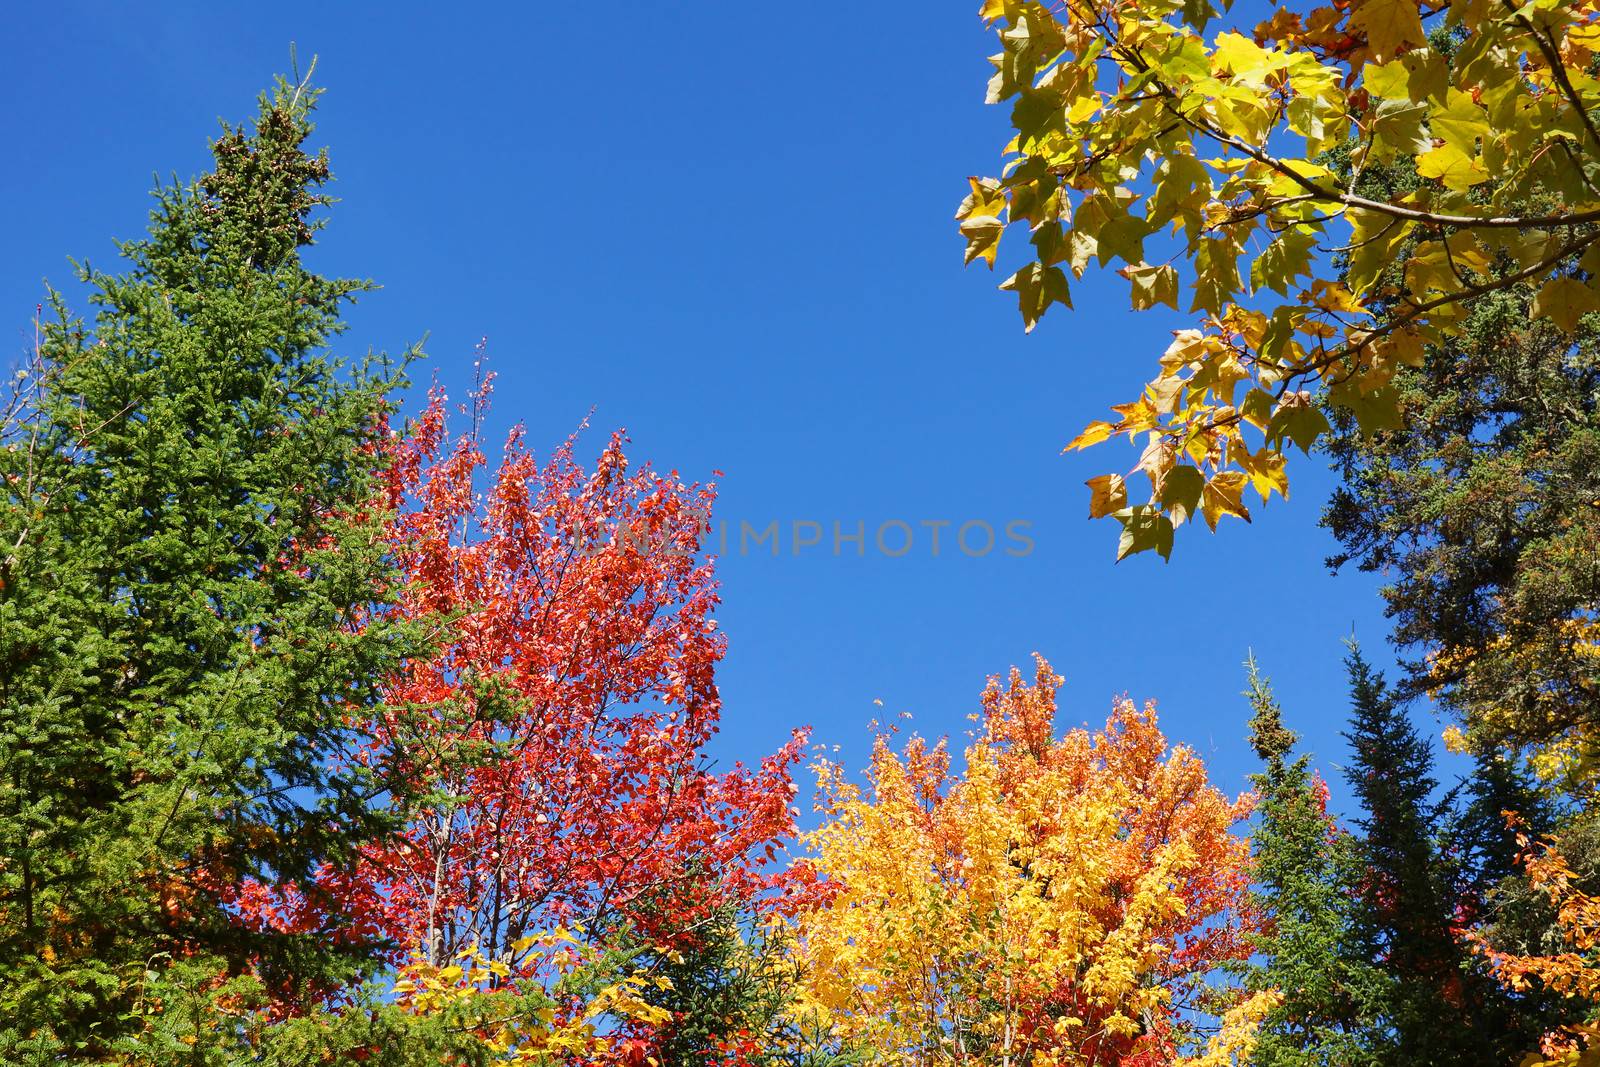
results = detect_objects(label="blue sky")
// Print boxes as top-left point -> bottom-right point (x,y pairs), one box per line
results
8,3 -> 1437,817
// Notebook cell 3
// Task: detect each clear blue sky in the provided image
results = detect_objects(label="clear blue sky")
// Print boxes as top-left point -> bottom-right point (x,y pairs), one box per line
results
8,3 -> 1439,817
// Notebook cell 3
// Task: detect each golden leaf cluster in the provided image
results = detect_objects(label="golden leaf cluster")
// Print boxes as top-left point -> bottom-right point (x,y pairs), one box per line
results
959,0 -> 1600,556
788,658 -> 1262,1065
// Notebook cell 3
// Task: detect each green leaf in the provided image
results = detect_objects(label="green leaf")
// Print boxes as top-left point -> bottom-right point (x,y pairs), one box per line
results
1267,402 -> 1331,453
1190,237 -> 1243,314
1114,505 -> 1175,561
1241,387 -> 1276,429
1346,211 -> 1408,294
1330,382 -> 1405,435
1181,0 -> 1221,31
1000,262 -> 1072,331
1157,33 -> 1212,82
1149,152 -> 1212,231
1011,88 -> 1065,148
1096,213 -> 1153,269
1157,465 -> 1205,526
1252,226 -> 1318,297
1261,306 -> 1299,360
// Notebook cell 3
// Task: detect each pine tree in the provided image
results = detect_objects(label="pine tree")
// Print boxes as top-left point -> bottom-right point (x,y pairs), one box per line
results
0,72 -> 422,1053
1241,655 -> 1380,1066
1341,643 -> 1523,1066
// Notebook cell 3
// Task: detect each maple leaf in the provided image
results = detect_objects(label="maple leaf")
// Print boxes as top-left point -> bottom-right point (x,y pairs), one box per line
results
960,0 -> 1600,555
1348,0 -> 1426,63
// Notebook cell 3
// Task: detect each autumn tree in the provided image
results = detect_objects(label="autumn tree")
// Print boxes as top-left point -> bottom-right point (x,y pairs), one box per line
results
0,73 -> 422,1055
1240,656 -> 1381,1066
789,657 -> 1273,1066
1450,756 -> 1600,1064
230,375 -> 806,1024
1474,818 -> 1600,1066
958,0 -> 1600,557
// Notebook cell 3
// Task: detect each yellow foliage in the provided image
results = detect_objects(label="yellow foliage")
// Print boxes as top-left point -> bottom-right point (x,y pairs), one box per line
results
1178,990 -> 1282,1067
789,657 -> 1262,1065
1431,618 -> 1600,791
389,933 -> 669,1062
959,0 -> 1600,557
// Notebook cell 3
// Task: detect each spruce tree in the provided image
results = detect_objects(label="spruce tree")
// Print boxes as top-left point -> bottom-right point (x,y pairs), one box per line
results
1341,644 -> 1523,1066
0,73 -> 421,1053
618,879 -> 862,1067
1241,654 -> 1380,1066
1454,752 -> 1560,903
632,901 -> 788,1066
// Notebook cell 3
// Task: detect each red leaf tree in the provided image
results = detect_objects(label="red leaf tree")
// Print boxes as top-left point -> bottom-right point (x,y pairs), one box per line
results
236,372 -> 804,994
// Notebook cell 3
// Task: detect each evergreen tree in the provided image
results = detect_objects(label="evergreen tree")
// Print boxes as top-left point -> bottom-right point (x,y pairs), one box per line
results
1322,121 -> 1600,786
1241,655 -> 1379,1066
1340,644 -> 1523,1066
1454,752 -> 1561,904
0,73 -> 422,1054
618,880 -> 862,1067
1447,752 -> 1597,1050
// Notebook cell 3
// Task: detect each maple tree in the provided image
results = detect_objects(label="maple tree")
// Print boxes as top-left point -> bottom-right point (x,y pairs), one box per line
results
225,372 -> 806,1045
788,657 -> 1271,1066
958,0 -> 1600,557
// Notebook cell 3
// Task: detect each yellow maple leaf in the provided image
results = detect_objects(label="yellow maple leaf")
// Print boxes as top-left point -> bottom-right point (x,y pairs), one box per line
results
1349,0 -> 1426,63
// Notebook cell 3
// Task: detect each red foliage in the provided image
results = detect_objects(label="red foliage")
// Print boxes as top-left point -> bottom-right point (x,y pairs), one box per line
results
230,375 -> 803,991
